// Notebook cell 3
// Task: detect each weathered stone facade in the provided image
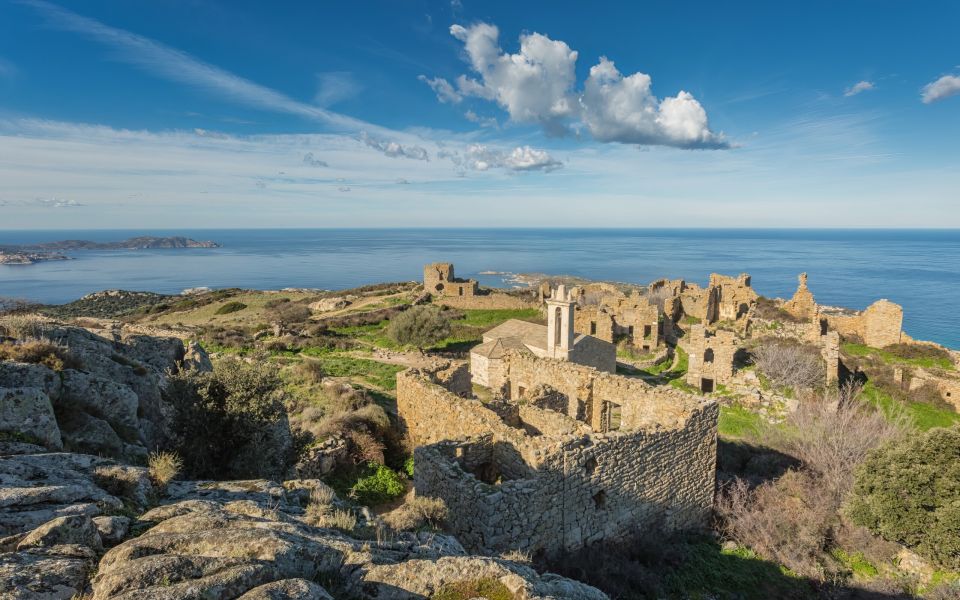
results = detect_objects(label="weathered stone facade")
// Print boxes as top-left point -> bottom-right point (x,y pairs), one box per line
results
685,325 -> 738,393
397,356 -> 718,557
573,289 -> 663,352
424,263 -> 478,298
783,273 -> 818,320
825,299 -> 904,348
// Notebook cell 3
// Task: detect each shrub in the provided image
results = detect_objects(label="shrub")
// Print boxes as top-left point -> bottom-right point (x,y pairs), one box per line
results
350,463 -> 406,505
306,505 -> 357,532
386,305 -> 451,350
847,426 -> 960,569
147,451 -> 182,489
346,430 -> 385,465
751,341 -> 825,391
0,338 -> 83,371
383,496 -> 447,531
267,302 -> 312,332
433,579 -> 515,600
293,359 -> 324,384
214,301 -> 247,315
403,456 -> 414,478
164,358 -> 296,480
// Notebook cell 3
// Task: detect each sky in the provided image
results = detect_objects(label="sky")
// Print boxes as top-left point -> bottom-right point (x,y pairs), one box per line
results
0,0 -> 958,229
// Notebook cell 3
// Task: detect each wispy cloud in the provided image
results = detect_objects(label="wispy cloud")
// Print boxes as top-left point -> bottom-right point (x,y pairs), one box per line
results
358,131 -> 430,160
302,152 -> 328,167
843,80 -> 874,97
18,0 -> 380,133
314,71 -> 362,107
921,74 -> 960,104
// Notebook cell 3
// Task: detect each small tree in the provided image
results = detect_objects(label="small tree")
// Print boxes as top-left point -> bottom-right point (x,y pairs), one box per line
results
847,425 -> 960,570
267,302 -> 312,335
386,306 -> 451,350
164,358 -> 297,480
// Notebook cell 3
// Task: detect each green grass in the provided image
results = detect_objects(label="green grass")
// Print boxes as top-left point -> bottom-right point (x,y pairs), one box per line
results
658,539 -> 810,600
842,342 -> 954,370
456,308 -> 542,328
861,381 -> 960,430
831,549 -> 879,579
298,351 -> 404,390
433,578 -> 514,600
718,405 -> 766,439
682,315 -> 701,325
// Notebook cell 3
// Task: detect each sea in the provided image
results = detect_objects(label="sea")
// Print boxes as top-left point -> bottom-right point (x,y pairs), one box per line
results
1,228 -> 958,348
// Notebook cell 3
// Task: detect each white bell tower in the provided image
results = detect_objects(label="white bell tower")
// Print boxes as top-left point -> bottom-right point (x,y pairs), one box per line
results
546,285 -> 575,361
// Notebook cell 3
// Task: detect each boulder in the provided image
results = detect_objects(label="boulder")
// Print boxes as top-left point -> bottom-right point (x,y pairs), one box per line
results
0,387 -> 63,450
238,579 -> 334,599
181,341 -> 213,372
93,515 -> 130,546
18,514 -> 102,551
0,544 -> 97,600
59,370 -> 142,442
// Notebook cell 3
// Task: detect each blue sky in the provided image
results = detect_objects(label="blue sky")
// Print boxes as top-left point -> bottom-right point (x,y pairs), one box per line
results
0,0 -> 958,228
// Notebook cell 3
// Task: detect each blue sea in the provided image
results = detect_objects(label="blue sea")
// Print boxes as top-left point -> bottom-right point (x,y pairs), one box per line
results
1,229 -> 958,348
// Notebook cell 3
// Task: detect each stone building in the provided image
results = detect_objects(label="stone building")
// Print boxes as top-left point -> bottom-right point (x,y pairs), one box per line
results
824,299 -> 904,348
470,285 -> 616,386
675,273 -> 757,325
685,324 -> 739,393
397,354 -> 718,557
423,262 -> 478,298
573,289 -> 664,352
783,273 -> 818,321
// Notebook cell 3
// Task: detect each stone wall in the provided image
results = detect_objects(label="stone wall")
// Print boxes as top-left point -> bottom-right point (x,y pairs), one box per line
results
413,402 -> 718,556
685,325 -> 738,393
783,273 -> 817,320
574,306 -> 616,343
435,292 -> 538,310
423,262 -> 478,298
399,358 -> 718,557
825,299 -> 904,348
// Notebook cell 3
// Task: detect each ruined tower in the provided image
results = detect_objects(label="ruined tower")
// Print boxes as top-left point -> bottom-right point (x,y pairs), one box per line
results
546,285 -> 576,361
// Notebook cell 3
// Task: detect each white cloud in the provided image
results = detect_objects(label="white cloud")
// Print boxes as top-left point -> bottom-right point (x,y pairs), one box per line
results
302,152 -> 328,167
395,178 -> 410,184
843,80 -> 875,97
423,23 -> 727,149
20,0 -> 380,133
418,75 -> 462,103
921,74 -> 960,104
314,71 -> 362,107
464,110 -> 498,128
358,131 -> 429,160
464,144 -> 562,172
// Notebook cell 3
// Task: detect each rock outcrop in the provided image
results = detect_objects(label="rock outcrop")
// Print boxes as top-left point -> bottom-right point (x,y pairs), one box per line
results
0,445 -> 608,600
0,324 -> 189,461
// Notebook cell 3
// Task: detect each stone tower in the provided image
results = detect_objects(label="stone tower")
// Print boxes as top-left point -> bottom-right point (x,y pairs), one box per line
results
546,285 -> 576,361
424,263 -> 454,293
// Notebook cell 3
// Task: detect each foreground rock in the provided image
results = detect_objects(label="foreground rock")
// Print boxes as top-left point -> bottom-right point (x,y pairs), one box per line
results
0,448 -> 607,599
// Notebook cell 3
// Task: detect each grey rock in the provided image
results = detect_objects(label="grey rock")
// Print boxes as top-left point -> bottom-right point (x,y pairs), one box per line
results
0,387 -> 62,449
93,515 -> 130,546
18,514 -> 102,551
0,544 -> 97,600
238,578 -> 334,599
181,340 -> 213,372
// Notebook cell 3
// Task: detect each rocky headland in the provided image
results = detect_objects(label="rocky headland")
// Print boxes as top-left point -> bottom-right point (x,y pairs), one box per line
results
0,236 -> 219,266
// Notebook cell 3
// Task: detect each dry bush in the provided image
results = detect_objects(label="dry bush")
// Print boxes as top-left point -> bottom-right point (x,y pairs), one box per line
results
148,451 -> 182,489
717,383 -> 907,580
383,496 -> 447,531
0,338 -> 83,371
346,429 -> 385,464
751,340 -> 825,391
309,485 -> 335,506
293,359 -> 324,384
645,287 -> 673,312
324,383 -> 373,414
306,506 -> 357,532
772,382 -> 906,502
500,549 -> 533,565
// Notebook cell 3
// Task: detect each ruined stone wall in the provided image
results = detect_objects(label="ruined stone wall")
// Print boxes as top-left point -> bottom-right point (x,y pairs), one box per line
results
825,299 -> 904,348
574,306 -> 616,343
414,402 -> 718,556
783,273 -> 817,320
685,325 -> 738,392
709,273 -> 758,322
435,292 -> 537,310
570,336 -> 617,374
423,262 -> 478,298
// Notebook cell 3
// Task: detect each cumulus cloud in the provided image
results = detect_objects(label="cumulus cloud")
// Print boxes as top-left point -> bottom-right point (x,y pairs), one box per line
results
302,152 -> 328,167
418,75 -> 462,103
358,131 -> 429,160
421,23 -> 727,149
844,80 -> 875,97
463,144 -> 562,172
464,110 -> 498,128
921,74 -> 960,104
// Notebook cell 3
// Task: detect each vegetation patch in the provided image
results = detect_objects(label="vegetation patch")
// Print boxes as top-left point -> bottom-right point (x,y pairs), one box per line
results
0,339 -> 83,371
843,342 -> 954,370
860,381 -> 960,430
718,405 -> 765,439
214,301 -> 247,315
433,578 -> 515,600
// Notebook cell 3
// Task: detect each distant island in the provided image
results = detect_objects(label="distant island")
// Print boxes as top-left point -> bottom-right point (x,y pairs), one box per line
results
0,236 -> 219,265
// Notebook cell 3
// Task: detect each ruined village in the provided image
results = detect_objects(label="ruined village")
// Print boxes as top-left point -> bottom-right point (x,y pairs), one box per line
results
0,263 -> 958,599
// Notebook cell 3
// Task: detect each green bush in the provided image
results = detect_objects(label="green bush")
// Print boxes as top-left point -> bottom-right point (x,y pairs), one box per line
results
403,456 -> 414,478
350,463 -> 406,505
164,358 -> 297,480
847,426 -> 960,569
386,305 -> 451,350
215,301 -> 247,315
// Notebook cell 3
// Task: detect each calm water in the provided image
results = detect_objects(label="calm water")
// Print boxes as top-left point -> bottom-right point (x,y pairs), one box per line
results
1,229 -> 958,348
